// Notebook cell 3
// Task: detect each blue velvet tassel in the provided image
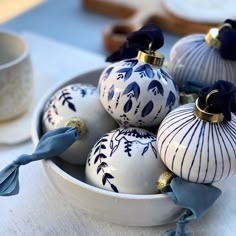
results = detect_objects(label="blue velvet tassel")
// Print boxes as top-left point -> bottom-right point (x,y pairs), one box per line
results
199,80 -> 236,121
161,178 -> 222,236
0,127 -> 80,196
106,23 -> 164,62
219,19 -> 236,60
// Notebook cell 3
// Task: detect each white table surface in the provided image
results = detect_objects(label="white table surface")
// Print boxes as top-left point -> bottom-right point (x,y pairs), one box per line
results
0,31 -> 236,236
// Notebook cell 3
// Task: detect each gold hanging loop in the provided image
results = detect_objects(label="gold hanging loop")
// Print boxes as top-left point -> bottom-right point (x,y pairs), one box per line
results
137,41 -> 164,67
205,89 -> 219,106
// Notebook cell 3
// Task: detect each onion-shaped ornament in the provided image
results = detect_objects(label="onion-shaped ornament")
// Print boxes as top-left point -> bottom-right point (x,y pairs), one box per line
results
85,127 -> 167,194
43,83 -> 118,165
157,81 -> 236,184
169,19 -> 236,90
99,24 -> 179,128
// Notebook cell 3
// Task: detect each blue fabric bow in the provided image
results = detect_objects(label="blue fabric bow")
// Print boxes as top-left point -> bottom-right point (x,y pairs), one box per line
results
199,80 -> 236,121
106,23 -> 164,62
161,177 -> 222,236
219,19 -> 236,60
0,127 -> 80,196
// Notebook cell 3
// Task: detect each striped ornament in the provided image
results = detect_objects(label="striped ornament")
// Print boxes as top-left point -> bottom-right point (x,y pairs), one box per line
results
169,34 -> 236,89
157,103 -> 236,184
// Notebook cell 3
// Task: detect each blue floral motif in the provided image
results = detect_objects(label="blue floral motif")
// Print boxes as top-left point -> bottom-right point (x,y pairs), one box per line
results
80,89 -> 87,97
159,68 -> 171,81
134,64 -> 154,78
107,84 -> 114,101
122,82 -> 140,113
71,85 -> 97,97
102,67 -> 113,80
148,80 -> 164,96
165,91 -> 176,111
141,101 -> 154,117
157,68 -> 178,90
119,114 -> 129,127
116,68 -> 133,81
123,99 -> 132,113
92,135 -> 119,193
134,102 -> 141,114
110,128 -> 157,159
152,106 -> 162,121
122,59 -> 138,67
58,89 -> 76,112
122,82 -> 140,100
156,69 -> 162,80
115,92 -> 120,108
45,96 -> 57,125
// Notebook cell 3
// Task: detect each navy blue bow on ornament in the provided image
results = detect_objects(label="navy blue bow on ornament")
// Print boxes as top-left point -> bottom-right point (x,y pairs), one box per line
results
106,23 -> 164,62
199,80 -> 236,121
219,19 -> 236,60
0,127 -> 80,196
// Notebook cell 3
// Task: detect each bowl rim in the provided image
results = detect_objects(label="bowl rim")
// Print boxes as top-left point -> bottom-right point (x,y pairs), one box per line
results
31,68 -> 170,201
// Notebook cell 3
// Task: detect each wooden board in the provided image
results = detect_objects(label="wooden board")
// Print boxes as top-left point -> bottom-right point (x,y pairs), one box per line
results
82,0 -> 218,52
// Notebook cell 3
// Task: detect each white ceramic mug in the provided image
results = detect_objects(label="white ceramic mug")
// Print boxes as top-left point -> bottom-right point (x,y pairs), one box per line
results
0,31 -> 33,121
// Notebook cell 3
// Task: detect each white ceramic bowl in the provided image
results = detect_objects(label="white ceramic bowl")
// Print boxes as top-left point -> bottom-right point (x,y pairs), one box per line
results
31,68 -> 185,226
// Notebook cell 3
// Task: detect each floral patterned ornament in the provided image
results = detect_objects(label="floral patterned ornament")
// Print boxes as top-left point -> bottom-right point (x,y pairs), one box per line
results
43,83 -> 118,165
99,60 -> 178,128
86,127 -> 167,194
99,23 -> 179,128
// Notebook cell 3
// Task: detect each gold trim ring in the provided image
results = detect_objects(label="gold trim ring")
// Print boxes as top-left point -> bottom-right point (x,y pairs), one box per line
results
157,170 -> 175,192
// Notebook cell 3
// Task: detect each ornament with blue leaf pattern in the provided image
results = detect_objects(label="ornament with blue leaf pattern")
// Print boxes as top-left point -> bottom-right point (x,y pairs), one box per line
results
99,23 -> 179,127
43,83 -> 118,165
86,127 -> 167,194
99,55 -> 179,127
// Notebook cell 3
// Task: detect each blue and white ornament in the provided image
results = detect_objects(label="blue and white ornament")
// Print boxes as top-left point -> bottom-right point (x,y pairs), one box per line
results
43,83 -> 118,165
99,23 -> 179,128
157,81 -> 236,183
99,53 -> 179,128
169,19 -> 236,90
85,127 -> 167,194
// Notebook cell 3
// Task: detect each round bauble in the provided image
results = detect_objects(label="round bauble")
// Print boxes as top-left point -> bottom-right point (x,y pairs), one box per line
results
43,83 -> 118,165
169,25 -> 236,90
85,127 -> 167,194
99,53 -> 179,128
157,103 -> 236,183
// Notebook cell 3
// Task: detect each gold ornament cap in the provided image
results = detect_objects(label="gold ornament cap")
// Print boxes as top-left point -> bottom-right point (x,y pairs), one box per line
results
205,23 -> 232,48
194,90 -> 224,123
65,117 -> 87,137
157,170 -> 175,192
205,28 -> 221,48
137,43 -> 164,67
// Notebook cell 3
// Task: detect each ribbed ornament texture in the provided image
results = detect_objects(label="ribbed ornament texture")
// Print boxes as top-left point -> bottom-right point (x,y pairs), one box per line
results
157,103 -> 236,183
169,34 -> 236,89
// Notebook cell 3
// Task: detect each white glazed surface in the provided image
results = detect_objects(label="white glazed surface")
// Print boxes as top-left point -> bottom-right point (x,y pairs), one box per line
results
43,83 -> 118,165
99,58 -> 179,128
0,32 -> 33,121
157,103 -> 236,183
86,127 -> 167,194
31,69 -> 184,226
169,34 -> 236,89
